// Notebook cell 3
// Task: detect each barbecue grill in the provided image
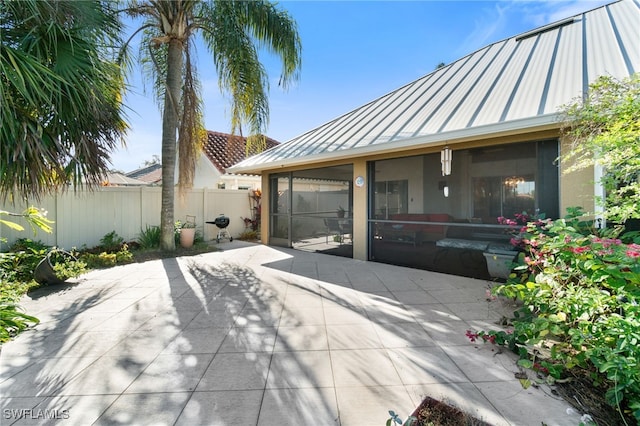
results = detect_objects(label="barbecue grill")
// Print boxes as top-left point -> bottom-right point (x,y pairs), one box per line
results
209,214 -> 232,243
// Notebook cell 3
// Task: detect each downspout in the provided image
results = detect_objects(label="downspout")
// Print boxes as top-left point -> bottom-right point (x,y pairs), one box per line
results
594,162 -> 605,230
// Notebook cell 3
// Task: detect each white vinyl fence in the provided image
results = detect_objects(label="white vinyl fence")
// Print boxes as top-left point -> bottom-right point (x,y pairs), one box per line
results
0,187 -> 253,250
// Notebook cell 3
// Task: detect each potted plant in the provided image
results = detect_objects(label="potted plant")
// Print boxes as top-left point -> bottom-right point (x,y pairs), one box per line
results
34,248 -> 86,285
177,216 -> 197,248
483,248 -> 518,279
483,211 -> 543,279
336,205 -> 346,218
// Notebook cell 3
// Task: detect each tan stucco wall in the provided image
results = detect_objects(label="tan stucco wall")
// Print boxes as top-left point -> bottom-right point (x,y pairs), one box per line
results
260,174 -> 270,244
559,136 -> 596,216
352,160 -> 367,260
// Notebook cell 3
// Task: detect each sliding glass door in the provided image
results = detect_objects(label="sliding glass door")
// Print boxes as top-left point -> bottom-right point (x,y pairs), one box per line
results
269,174 -> 291,247
268,166 -> 353,257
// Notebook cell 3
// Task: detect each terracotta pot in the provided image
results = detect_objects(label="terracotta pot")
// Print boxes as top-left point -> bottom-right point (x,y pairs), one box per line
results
179,228 -> 196,248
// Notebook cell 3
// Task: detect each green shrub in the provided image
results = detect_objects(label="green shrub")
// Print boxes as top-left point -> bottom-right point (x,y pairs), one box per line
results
0,248 -> 42,340
47,250 -> 87,282
115,245 -> 134,263
80,251 -> 116,268
99,231 -> 125,252
79,244 -> 133,268
0,211 -> 50,342
0,241 -> 48,283
138,225 -> 161,249
470,211 -> 640,422
9,238 -> 49,252
0,300 -> 39,343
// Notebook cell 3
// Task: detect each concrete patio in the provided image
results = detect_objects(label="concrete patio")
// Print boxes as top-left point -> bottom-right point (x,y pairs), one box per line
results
1,241 -> 584,425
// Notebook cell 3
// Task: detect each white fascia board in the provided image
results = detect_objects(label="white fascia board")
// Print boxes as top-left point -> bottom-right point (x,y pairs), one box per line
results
228,113 -> 560,174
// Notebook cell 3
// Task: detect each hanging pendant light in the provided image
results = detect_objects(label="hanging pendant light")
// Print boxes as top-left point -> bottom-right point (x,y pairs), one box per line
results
441,147 -> 452,176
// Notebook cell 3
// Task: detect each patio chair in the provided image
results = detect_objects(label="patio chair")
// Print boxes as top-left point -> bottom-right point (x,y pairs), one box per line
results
324,218 -> 343,243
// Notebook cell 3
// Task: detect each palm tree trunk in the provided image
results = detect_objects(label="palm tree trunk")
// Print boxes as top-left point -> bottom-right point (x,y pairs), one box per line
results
160,39 -> 183,251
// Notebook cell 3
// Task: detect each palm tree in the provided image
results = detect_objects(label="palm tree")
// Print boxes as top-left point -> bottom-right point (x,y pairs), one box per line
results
123,0 -> 302,250
0,0 -> 127,201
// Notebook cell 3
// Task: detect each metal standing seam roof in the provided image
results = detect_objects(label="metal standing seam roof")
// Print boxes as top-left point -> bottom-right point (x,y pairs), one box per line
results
230,0 -> 639,174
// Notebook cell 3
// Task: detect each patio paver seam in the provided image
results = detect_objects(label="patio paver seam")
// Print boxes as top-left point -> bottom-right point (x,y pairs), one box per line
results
1,244 -> 583,426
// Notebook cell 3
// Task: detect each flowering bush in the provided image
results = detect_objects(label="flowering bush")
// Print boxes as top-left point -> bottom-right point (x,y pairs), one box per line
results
243,189 -> 262,231
497,211 -> 534,227
469,210 -> 640,422
497,211 -> 547,250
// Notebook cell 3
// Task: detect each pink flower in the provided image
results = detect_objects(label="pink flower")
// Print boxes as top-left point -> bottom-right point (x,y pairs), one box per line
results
593,237 -> 622,248
626,249 -> 640,258
597,249 -> 613,256
533,363 -> 549,375
497,216 -> 518,226
485,289 -> 497,301
524,256 -> 542,267
465,330 -> 478,342
570,246 -> 590,254
482,334 -> 496,344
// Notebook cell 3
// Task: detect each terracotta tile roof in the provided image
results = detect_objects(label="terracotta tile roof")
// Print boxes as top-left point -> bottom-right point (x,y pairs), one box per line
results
125,163 -> 162,185
202,131 -> 279,174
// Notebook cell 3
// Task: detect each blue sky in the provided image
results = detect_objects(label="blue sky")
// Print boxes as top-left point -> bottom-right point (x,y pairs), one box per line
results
112,0 -> 612,172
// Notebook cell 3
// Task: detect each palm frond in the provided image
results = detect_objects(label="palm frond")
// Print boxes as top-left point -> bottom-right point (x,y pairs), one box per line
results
235,0 -> 302,90
177,39 -> 205,193
140,25 -> 169,110
0,0 -> 127,201
203,1 -> 270,139
199,0 -> 301,154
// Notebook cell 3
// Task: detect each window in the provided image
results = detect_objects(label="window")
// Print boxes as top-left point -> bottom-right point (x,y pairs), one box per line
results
473,175 -> 535,222
374,180 -> 408,218
369,139 -> 559,279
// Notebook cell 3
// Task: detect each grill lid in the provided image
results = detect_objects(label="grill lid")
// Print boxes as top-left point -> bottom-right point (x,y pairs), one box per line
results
213,214 -> 230,228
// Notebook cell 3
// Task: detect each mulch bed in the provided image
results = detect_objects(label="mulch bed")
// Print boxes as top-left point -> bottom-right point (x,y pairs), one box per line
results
552,368 -> 635,426
408,396 -> 491,426
130,243 -> 218,263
